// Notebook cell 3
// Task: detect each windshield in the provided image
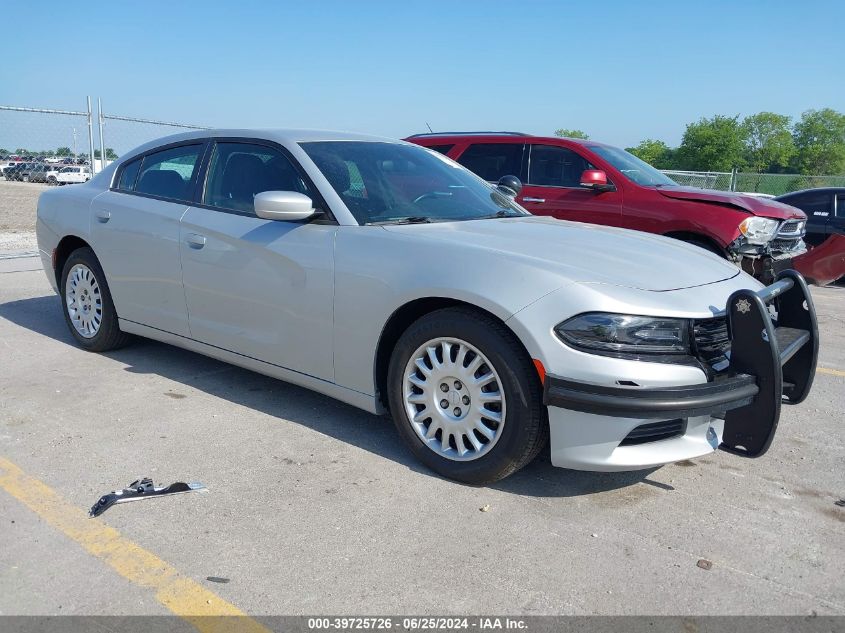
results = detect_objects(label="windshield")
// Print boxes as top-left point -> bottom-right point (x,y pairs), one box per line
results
300,141 -> 527,224
588,145 -> 678,187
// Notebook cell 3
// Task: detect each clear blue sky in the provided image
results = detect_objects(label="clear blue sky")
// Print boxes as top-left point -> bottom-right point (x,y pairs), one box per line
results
2,0 -> 844,149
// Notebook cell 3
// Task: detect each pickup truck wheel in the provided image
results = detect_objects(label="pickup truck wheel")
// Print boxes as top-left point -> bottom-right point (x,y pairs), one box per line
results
60,247 -> 131,352
22,175 -> 30,182
387,307 -> 547,484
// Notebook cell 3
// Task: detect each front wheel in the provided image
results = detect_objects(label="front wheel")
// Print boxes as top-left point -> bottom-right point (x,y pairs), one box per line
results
60,247 -> 131,352
387,307 -> 547,484
22,175 -> 30,182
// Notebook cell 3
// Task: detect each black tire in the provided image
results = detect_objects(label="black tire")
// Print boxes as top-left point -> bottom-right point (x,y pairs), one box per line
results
682,238 -> 722,257
60,247 -> 131,352
387,307 -> 547,484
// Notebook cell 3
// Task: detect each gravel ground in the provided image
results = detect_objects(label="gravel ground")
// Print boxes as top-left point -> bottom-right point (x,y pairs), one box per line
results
0,180 -> 47,253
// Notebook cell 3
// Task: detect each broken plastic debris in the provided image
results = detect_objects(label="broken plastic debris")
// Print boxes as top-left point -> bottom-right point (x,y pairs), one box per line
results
207,576 -> 230,584
696,559 -> 713,570
89,478 -> 207,518
835,499 -> 845,508
479,504 -> 491,512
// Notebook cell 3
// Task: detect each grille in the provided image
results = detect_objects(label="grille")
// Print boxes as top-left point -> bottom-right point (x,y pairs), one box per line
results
693,316 -> 731,367
771,237 -> 805,253
620,419 -> 686,446
771,220 -> 806,253
777,219 -> 805,237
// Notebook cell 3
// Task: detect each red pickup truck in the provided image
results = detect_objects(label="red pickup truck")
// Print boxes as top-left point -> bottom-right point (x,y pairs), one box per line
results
407,132 -> 807,281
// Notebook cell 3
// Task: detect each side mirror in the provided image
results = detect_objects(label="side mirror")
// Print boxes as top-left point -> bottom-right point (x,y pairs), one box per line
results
580,169 -> 614,192
496,175 -> 522,197
254,191 -> 316,221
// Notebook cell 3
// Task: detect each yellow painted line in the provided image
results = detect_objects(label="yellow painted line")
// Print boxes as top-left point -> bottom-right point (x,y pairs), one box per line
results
0,457 -> 270,633
818,367 -> 845,378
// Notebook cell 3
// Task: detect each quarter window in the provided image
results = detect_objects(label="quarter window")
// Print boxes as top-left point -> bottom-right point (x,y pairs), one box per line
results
837,195 -> 845,218
456,143 -> 524,181
782,192 -> 832,216
203,142 -> 312,215
425,144 -> 454,155
528,145 -> 594,188
135,144 -> 202,202
117,158 -> 141,191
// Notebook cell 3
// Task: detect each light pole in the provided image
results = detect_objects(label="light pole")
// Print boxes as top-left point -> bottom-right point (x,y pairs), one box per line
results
72,127 -> 78,158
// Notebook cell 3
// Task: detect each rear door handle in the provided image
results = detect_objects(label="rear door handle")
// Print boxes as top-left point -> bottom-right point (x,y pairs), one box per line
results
95,210 -> 111,223
522,197 -> 546,203
185,233 -> 207,249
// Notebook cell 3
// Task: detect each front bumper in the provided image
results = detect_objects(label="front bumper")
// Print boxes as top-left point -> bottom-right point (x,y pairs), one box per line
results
542,270 -> 819,471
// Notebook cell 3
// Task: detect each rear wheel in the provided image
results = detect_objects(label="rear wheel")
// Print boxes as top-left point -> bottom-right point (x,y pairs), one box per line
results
387,307 -> 547,484
60,247 -> 131,352
22,175 -> 30,182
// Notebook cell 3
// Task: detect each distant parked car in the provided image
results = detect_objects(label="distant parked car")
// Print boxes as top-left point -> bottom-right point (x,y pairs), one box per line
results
31,164 -> 63,184
407,132 -> 808,282
5,162 -> 36,181
56,166 -> 91,185
19,163 -> 49,182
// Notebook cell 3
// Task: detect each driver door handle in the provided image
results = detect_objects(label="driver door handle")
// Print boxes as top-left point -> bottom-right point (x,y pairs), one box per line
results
185,233 -> 206,249
522,197 -> 545,203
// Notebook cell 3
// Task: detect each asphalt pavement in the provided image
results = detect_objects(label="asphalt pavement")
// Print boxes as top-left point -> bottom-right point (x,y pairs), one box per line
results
0,254 -> 843,618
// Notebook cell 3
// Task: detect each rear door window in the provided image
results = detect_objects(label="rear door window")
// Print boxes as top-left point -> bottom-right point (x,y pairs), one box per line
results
135,144 -> 202,202
456,143 -> 524,181
528,145 -> 595,188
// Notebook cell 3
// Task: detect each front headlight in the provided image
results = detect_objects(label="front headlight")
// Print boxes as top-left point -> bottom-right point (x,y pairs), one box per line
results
555,313 -> 690,355
738,217 -> 779,245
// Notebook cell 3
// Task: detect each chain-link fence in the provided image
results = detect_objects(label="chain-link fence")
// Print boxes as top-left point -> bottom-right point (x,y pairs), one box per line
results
0,98 -> 207,186
98,100 -> 209,166
660,170 -> 733,190
661,169 -> 845,196
0,101 -> 97,184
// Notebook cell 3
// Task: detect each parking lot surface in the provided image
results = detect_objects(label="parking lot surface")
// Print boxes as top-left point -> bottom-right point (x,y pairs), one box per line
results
0,190 -> 843,617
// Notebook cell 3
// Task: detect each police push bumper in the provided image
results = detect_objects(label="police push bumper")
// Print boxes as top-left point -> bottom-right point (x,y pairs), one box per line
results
721,269 -> 818,457
543,269 -> 819,459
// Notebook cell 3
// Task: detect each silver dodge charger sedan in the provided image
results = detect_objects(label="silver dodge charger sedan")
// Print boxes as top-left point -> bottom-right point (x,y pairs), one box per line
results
36,130 -> 819,483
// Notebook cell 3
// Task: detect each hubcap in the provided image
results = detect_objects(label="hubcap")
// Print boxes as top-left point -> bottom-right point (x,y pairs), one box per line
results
65,264 -> 103,338
403,337 -> 506,461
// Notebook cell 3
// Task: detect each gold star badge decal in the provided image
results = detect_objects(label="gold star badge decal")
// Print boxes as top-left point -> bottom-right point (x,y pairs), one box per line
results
736,298 -> 752,314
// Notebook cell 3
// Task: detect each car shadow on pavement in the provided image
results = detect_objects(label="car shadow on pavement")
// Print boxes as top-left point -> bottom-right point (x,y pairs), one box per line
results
1,294 -> 657,498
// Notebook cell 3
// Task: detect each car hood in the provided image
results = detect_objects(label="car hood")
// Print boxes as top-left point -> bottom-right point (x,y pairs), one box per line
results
383,216 -> 741,292
656,186 -> 805,219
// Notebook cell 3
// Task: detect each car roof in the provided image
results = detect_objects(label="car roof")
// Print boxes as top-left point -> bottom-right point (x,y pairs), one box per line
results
405,132 -> 613,148
118,128 -> 406,163
776,187 -> 845,198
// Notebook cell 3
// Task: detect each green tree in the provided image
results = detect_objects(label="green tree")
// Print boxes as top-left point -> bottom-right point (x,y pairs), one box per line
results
676,115 -> 747,171
554,128 -> 589,139
741,112 -> 795,173
792,108 -> 845,175
106,148 -> 118,160
55,147 -> 72,157
625,139 -> 676,169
